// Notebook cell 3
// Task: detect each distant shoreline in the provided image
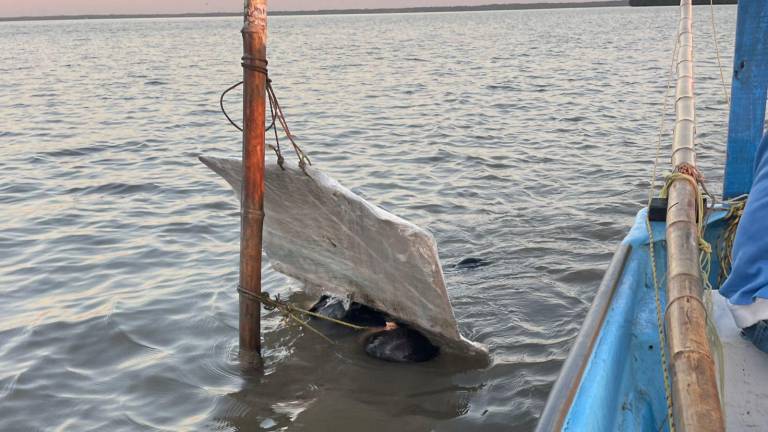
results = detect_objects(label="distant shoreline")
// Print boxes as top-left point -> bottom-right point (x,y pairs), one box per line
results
0,2 -> 628,22
629,0 -> 734,5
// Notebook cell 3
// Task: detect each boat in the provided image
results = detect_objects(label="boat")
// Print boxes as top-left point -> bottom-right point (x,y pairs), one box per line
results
537,1 -> 768,431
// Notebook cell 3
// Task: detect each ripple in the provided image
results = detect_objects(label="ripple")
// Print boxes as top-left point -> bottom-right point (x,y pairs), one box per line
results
0,6 -> 737,432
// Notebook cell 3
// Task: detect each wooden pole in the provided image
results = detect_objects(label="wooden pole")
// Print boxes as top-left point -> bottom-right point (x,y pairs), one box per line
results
665,1 -> 724,430
239,0 -> 268,358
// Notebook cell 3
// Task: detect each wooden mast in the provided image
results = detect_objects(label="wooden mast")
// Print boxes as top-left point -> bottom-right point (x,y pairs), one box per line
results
239,0 -> 268,359
665,1 -> 724,430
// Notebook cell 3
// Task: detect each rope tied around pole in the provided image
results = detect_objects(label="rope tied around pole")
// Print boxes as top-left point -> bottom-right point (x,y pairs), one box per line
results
660,165 -> 714,281
658,163 -> 727,413
718,194 -> 748,285
236,286 -> 374,344
647,162 -> 721,432
220,75 -> 311,172
645,2 -> 728,427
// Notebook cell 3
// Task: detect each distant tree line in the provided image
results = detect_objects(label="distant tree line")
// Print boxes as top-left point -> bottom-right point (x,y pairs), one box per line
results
630,0 -> 736,5
0,2 -> 630,21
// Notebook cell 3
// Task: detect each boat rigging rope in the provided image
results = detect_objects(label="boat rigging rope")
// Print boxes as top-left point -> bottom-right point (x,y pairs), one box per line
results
220,81 -> 244,132
699,0 -> 731,409
646,222 -> 675,432
718,195 -> 747,284
237,286 -> 374,344
646,31 -> 680,432
709,0 -> 730,105
219,78 -> 311,171
266,79 -> 311,171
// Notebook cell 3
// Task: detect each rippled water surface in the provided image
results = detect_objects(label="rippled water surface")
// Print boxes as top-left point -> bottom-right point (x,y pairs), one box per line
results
1,6 -> 737,431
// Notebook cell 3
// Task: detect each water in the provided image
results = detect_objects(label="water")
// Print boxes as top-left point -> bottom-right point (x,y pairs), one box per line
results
0,6 -> 737,431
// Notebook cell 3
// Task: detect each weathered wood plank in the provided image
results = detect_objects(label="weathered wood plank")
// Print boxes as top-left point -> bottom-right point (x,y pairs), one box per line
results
723,0 -> 768,199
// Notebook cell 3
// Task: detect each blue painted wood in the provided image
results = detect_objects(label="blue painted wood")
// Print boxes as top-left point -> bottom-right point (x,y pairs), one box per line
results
560,210 -> 728,431
563,210 -> 669,431
724,1 -> 768,199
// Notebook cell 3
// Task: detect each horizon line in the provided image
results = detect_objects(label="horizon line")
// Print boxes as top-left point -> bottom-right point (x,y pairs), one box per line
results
0,1 -> 628,22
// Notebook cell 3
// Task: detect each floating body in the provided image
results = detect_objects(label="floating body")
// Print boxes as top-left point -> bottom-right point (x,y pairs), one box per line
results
310,295 -> 439,363
364,326 -> 439,363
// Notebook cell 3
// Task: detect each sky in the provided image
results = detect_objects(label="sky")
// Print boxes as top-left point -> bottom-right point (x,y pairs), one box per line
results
0,0 -> 583,18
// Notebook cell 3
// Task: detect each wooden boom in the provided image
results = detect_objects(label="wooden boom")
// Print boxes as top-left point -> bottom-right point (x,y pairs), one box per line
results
664,1 -> 724,430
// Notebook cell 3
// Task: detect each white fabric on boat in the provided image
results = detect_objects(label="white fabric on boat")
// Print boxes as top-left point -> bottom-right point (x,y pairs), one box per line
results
713,291 -> 768,430
199,156 -> 487,358
727,297 -> 768,329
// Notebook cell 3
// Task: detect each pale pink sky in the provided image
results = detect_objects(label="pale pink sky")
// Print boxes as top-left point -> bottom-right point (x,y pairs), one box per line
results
0,0 -> 580,18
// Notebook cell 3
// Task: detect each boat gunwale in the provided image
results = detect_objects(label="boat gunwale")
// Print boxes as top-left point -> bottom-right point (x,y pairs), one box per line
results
535,242 -> 631,432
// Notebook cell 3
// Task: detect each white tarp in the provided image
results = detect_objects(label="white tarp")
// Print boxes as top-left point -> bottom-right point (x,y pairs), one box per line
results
200,156 -> 487,358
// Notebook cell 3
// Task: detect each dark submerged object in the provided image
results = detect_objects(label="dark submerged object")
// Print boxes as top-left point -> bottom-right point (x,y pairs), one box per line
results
455,257 -> 491,269
309,295 -> 439,362
364,326 -> 439,363
309,295 -> 347,320
310,295 -> 387,327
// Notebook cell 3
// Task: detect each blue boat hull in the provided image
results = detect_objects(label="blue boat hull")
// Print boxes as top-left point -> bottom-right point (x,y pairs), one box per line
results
537,209 -> 727,431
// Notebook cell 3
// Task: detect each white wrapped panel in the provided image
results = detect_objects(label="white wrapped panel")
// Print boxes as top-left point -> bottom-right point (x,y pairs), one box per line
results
200,156 -> 486,357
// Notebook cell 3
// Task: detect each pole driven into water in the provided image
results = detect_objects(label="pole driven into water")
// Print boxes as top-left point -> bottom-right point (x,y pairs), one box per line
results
239,0 -> 268,358
665,1 -> 723,430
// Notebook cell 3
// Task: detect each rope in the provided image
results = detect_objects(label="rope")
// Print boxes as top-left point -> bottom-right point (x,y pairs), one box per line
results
266,81 -> 311,172
220,81 -> 244,132
646,218 -> 674,432
266,79 -> 285,168
659,168 -> 712,265
219,81 -> 277,134
237,286 -> 374,344
701,1 -> 729,409
708,195 -> 748,410
718,195 -> 747,285
660,167 -> 713,248
709,0 -> 730,105
646,31 -> 680,432
219,77 -> 310,171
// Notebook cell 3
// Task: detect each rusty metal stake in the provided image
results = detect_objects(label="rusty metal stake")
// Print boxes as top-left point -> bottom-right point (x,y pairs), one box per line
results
239,0 -> 268,359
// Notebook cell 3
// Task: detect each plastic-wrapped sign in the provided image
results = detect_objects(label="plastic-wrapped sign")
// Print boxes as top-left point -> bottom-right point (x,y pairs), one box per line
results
200,156 -> 487,358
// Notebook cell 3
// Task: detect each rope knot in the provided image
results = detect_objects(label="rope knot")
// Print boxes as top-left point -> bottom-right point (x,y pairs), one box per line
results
236,285 -> 373,345
699,238 -> 713,254
676,163 -> 703,183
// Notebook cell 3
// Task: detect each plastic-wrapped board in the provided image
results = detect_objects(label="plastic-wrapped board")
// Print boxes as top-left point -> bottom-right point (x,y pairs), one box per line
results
200,156 -> 487,358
